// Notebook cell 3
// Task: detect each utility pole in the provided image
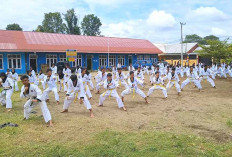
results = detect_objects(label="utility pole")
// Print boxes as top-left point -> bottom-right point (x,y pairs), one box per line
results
180,22 -> 186,67
107,36 -> 109,68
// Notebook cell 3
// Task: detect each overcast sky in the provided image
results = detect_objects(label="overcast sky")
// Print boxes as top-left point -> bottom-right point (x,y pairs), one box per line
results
0,0 -> 231,43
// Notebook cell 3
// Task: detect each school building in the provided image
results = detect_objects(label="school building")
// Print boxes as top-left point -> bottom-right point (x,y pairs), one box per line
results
154,43 -> 208,65
0,30 -> 162,74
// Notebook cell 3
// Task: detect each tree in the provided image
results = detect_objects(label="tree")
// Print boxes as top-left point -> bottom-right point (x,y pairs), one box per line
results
35,12 -> 66,33
63,8 -> 80,35
198,39 -> 232,63
81,14 -> 102,36
183,34 -> 206,44
6,23 -> 23,31
204,35 -> 219,41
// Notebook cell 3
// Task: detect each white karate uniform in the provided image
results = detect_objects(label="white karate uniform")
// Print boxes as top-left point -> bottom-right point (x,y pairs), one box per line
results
126,66 -> 135,78
112,67 -> 117,79
11,72 -> 19,91
95,71 -> 107,91
181,71 -> 202,89
200,69 -> 215,87
43,75 -> 59,101
115,71 -> 128,89
87,73 -> 94,89
20,84 -> 52,123
147,76 -> 167,98
63,79 -> 92,110
28,74 -> 38,85
99,79 -> 124,108
121,77 -> 146,99
6,72 -> 12,79
31,70 -> 36,76
0,78 -> 14,109
51,66 -> 57,75
166,73 -> 181,93
117,63 -> 122,68
134,70 -> 144,80
217,67 -> 226,78
63,68 -> 71,91
79,74 -> 92,98
38,73 -> 46,90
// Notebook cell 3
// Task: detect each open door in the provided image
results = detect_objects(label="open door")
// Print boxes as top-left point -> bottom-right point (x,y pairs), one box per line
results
29,54 -> 37,72
87,55 -> 93,70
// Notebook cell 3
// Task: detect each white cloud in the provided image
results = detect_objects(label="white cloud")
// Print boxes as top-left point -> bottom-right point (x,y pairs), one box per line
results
83,0 -> 133,6
189,7 -> 228,21
146,10 -> 176,28
211,27 -> 226,36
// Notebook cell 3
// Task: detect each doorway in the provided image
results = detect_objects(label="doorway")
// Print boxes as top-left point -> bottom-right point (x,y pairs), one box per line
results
128,55 -> 133,65
87,55 -> 93,70
29,54 -> 37,72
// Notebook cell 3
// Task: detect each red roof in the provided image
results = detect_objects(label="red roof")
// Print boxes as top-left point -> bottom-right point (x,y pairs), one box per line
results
0,30 -> 162,54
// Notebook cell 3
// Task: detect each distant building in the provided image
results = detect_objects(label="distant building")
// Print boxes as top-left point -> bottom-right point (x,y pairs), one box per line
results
154,43 -> 209,65
0,30 -> 162,74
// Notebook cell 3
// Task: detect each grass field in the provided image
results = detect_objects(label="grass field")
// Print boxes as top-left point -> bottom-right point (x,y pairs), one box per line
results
1,73 -> 232,157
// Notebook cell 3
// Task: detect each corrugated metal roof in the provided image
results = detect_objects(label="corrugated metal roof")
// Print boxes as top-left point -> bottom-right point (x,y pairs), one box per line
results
154,43 -> 198,54
0,30 -> 162,54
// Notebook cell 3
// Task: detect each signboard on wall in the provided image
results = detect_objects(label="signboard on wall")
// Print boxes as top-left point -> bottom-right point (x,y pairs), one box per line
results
66,49 -> 77,62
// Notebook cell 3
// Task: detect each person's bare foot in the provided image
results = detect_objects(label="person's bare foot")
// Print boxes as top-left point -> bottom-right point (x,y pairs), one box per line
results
48,120 -> 53,127
7,109 -> 12,112
23,117 -> 26,120
145,98 -> 150,104
98,104 -> 103,107
95,91 -> 100,94
56,101 -> 59,105
46,99 -> 49,102
122,106 -> 127,111
213,86 -> 216,88
61,109 -> 68,113
121,96 -> 124,102
178,92 -> 181,96
90,110 -> 94,118
88,97 -> 92,100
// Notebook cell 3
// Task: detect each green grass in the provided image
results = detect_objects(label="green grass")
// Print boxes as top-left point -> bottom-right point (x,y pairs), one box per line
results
227,120 -> 232,128
0,130 -> 232,157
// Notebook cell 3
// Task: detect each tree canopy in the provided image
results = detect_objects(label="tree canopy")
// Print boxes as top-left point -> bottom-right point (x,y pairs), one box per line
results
81,14 -> 102,36
6,23 -> 23,31
63,8 -> 81,35
183,34 -> 219,45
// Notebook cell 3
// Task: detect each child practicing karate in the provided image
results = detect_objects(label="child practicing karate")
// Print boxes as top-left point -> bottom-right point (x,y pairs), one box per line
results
61,75 -> 94,118
115,67 -> 128,89
121,71 -> 149,103
147,71 -> 168,98
199,65 -> 216,88
95,67 -> 107,94
63,64 -> 71,92
43,69 -> 60,105
98,73 -> 127,111
181,66 -> 202,91
20,75 -> 53,127
134,67 -> 144,80
38,70 -> 46,90
166,68 -> 181,95
11,68 -> 19,91
27,70 -> 38,85
0,72 -> 14,112
78,68 -> 92,99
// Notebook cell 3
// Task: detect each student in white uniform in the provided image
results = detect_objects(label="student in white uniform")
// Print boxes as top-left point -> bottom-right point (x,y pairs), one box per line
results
38,70 -> 46,90
147,71 -> 167,98
126,63 -> 135,78
11,68 -> 19,91
181,66 -> 202,91
86,71 -> 94,90
98,73 -> 126,111
199,65 -> 216,88
115,67 -> 128,89
95,67 -> 107,94
134,67 -> 144,80
43,69 -> 60,105
76,66 -> 82,76
112,65 -> 117,79
0,72 -> 14,112
217,65 -> 226,78
78,68 -> 92,99
63,64 -> 71,92
30,67 -> 36,76
51,63 -> 57,75
20,75 -> 53,127
27,70 -> 38,85
166,68 -> 181,95
61,75 -> 94,117
6,69 -> 12,78
117,62 -> 122,68
121,71 -> 149,103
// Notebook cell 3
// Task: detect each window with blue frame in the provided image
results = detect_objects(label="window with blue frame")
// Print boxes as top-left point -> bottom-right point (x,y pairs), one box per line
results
72,54 -> 81,67
99,55 -> 107,67
118,55 -> 125,66
60,54 -> 66,62
8,54 -> 21,69
151,55 -> 157,63
0,55 -> 3,69
137,55 -> 143,61
144,55 -> 150,61
109,55 -> 116,66
46,54 -> 57,67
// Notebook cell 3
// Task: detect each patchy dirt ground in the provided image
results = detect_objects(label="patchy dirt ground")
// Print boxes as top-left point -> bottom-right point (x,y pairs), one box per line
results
1,71 -> 232,145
